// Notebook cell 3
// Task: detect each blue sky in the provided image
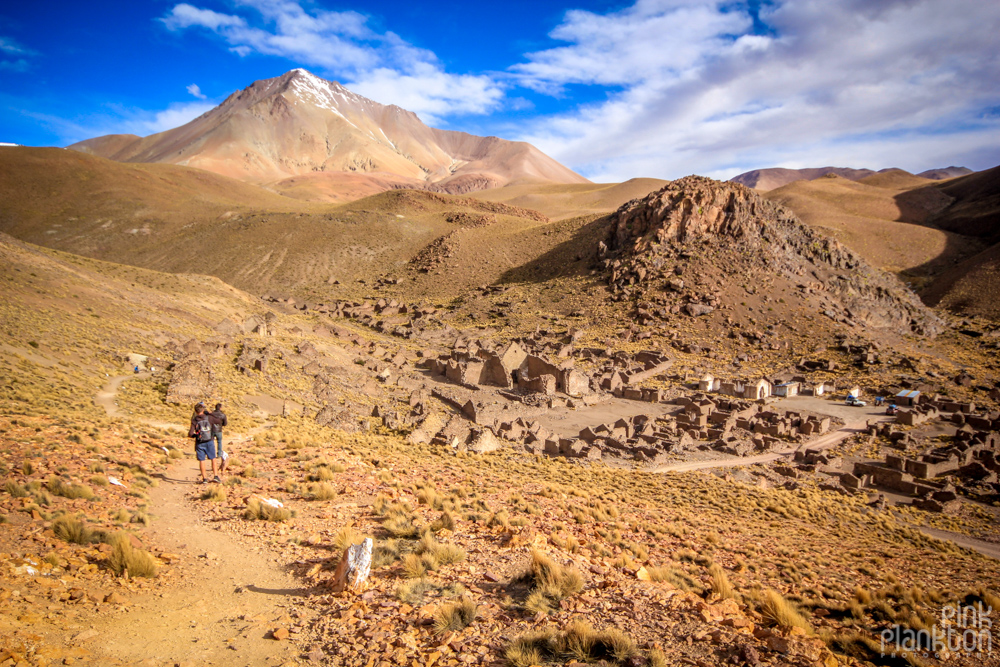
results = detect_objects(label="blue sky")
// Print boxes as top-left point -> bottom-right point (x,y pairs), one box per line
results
2,0 -> 998,181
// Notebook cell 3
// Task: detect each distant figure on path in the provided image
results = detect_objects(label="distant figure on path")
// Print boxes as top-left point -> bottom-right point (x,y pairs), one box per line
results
134,365 -> 139,374
189,402 -> 222,483
211,402 -> 228,471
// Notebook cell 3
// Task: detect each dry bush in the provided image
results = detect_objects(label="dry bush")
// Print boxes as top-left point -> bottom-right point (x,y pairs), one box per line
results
46,476 -> 95,500
433,596 -> 478,634
201,485 -> 227,502
53,516 -> 96,544
332,527 -> 364,552
402,552 -> 432,579
372,539 -> 405,569
504,629 -> 556,667
430,510 -> 455,532
241,465 -> 257,478
396,577 -> 438,604
416,535 -> 465,565
89,475 -> 108,487
758,589 -> 813,634
107,532 -> 158,578
518,550 -> 584,614
243,498 -> 290,522
308,482 -> 337,501
709,563 -> 737,600
382,508 -> 419,538
4,480 -> 28,498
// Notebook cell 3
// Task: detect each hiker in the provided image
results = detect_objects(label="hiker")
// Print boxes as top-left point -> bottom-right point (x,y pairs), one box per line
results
134,365 -> 139,374
188,402 -> 222,484
211,402 -> 228,471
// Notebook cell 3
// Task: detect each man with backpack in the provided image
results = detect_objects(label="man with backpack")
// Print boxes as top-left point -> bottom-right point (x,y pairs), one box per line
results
189,402 -> 223,484
211,402 -> 228,472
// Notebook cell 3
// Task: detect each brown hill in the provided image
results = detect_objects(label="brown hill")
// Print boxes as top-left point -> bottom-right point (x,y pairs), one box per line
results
763,172 -> 976,279
599,176 -> 943,337
729,166 -> 876,191
467,177 -> 670,221
0,146 -> 552,296
69,68 -> 588,197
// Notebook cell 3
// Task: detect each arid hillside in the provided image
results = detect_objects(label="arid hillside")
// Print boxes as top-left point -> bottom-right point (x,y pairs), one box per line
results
765,166 -> 1000,319
69,69 -> 589,198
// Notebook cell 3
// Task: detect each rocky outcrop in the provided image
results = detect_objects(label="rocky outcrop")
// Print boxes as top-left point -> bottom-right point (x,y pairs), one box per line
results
601,176 -> 944,337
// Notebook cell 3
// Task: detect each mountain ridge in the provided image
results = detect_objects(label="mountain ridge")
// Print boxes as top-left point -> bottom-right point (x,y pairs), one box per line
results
69,68 -> 588,197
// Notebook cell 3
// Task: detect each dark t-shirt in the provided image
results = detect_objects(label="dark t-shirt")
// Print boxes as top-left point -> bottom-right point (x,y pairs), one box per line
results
211,410 -> 227,434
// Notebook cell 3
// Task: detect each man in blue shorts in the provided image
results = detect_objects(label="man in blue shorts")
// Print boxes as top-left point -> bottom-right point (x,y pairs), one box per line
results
189,402 -> 223,484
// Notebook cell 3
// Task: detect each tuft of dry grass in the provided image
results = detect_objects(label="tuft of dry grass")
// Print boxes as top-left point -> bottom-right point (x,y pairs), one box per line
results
518,550 -> 584,614
433,596 -> 478,634
504,629 -> 556,667
4,480 -> 28,498
243,498 -> 291,522
308,482 -> 338,501
107,532 -> 158,578
758,589 -> 813,634
709,563 -> 737,600
201,485 -> 227,502
53,516 -> 96,544
332,527 -> 364,552
46,476 -> 95,500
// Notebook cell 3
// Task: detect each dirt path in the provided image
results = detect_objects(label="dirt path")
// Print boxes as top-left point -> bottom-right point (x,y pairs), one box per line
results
87,374 -> 310,664
95,373 -> 181,431
88,458 -> 311,665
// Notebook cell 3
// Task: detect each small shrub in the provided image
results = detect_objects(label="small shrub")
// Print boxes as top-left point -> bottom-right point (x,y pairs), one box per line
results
242,465 -> 257,478
505,629 -> 556,667
89,475 -> 109,487
430,510 -> 455,532
22,462 -> 34,475
516,550 -> 584,614
709,563 -> 736,600
201,485 -> 227,502
107,532 -> 158,578
308,482 -> 337,501
434,596 -> 478,634
332,527 -> 364,552
53,516 -> 95,544
758,589 -> 813,634
243,498 -> 290,522
46,476 -> 95,500
4,480 -> 28,498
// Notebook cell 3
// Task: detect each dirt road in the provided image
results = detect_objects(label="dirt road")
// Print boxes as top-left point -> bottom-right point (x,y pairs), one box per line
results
95,373 -> 181,432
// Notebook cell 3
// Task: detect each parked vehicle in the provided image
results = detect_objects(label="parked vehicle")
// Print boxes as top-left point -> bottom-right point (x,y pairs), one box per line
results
845,395 -> 867,407
885,405 -> 899,416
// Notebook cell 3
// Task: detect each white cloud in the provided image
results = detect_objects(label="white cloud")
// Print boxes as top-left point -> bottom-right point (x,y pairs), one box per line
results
141,101 -> 215,134
0,36 -> 34,73
513,0 -> 1000,180
186,83 -> 207,99
161,0 -> 503,124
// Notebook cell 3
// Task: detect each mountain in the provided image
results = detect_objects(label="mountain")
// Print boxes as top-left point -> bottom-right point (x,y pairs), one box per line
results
729,167 -> 877,191
731,165 -> 975,191
917,166 -> 973,180
69,68 -> 588,198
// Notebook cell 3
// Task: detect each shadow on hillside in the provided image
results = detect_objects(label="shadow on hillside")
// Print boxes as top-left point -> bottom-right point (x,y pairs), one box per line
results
893,180 -> 996,303
495,215 -> 611,286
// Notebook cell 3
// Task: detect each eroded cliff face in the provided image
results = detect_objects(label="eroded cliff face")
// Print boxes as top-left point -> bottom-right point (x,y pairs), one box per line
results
601,176 -> 944,337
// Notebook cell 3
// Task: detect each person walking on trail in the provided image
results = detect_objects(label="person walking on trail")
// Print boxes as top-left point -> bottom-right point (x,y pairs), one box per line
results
211,402 -> 228,471
188,402 -> 222,484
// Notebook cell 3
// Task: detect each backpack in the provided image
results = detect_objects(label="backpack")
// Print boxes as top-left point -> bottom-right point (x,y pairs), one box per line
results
193,414 -> 213,443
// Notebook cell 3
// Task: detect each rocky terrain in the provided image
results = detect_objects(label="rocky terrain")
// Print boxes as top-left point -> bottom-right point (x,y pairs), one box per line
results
1,161 -> 999,667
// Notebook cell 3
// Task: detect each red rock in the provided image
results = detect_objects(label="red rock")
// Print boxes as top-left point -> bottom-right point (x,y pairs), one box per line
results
272,627 -> 290,641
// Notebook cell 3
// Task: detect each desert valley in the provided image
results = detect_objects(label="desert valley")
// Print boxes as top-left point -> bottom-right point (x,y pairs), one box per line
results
1,60 -> 999,667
